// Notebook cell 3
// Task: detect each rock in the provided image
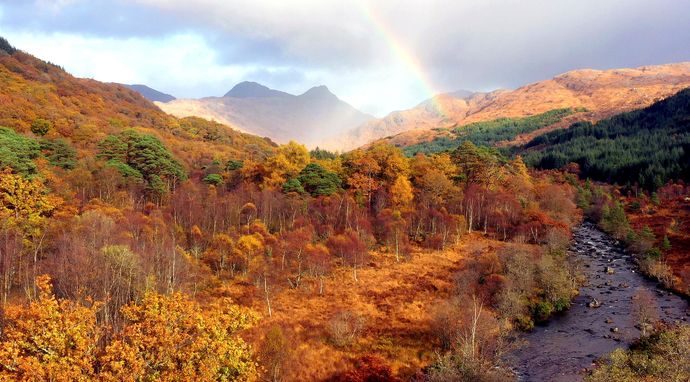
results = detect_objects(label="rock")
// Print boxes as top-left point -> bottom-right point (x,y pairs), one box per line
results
610,327 -> 619,333
605,318 -> 613,324
605,281 -> 612,286
588,298 -> 602,308
605,266 -> 615,274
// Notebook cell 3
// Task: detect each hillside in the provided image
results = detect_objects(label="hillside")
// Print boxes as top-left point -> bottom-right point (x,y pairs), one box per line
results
158,82 -> 374,148
123,84 -> 176,102
343,63 -> 690,151
521,88 -> 690,190
0,41 -> 276,169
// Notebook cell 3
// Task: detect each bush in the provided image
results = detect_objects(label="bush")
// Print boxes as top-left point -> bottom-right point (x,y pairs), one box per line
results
587,325 -> 690,382
327,311 -> 365,347
531,301 -> 554,323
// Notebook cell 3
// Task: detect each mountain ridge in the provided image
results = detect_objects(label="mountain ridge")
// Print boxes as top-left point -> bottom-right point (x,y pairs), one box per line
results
123,84 -> 176,103
159,82 -> 373,148
339,62 -> 690,151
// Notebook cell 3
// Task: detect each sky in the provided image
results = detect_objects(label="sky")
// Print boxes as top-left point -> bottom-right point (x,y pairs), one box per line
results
1,0 -> 689,117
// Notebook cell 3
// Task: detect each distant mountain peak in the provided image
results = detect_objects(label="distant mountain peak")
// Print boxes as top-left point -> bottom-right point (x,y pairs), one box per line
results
124,84 -> 176,103
224,81 -> 290,98
300,85 -> 337,100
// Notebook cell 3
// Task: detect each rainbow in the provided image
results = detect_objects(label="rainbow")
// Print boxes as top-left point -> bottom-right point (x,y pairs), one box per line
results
356,1 -> 447,118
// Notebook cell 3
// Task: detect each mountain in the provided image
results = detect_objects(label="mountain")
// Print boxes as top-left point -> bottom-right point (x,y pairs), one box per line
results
340,63 -> 690,151
157,83 -> 374,148
0,40 -> 275,168
123,84 -> 176,103
521,87 -> 690,190
224,81 -> 291,98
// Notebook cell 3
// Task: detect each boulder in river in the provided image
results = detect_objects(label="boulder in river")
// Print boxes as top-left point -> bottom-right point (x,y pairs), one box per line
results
588,298 -> 602,308
605,266 -> 615,274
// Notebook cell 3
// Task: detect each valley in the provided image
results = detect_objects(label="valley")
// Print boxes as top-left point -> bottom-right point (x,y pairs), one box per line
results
1,9 -> 690,380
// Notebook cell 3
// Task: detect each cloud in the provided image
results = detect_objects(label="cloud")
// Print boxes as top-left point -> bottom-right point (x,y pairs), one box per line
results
0,0 -> 689,116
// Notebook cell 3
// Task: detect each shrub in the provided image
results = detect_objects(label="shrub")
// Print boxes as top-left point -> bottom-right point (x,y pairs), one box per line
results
327,311 -> 365,347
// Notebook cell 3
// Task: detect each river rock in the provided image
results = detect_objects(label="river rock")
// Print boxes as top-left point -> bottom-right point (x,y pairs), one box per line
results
605,266 -> 615,274
588,298 -> 601,308
605,318 -> 613,324
610,327 -> 619,333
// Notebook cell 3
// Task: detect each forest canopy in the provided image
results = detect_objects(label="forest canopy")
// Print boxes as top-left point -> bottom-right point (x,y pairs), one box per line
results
521,88 -> 690,190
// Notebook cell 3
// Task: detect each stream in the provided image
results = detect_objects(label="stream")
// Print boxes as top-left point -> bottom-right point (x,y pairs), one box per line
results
506,222 -> 690,381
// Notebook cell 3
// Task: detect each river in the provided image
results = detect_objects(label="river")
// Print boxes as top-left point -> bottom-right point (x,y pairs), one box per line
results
506,222 -> 690,381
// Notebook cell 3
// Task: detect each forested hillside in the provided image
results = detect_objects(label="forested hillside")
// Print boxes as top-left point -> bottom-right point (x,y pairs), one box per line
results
0,38 -> 582,381
401,108 -> 581,157
522,88 -> 690,190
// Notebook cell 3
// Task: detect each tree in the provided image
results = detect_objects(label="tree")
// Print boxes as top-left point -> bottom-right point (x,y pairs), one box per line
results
40,138 -> 77,169
100,292 -> 258,382
0,275 -> 100,381
632,288 -> 659,336
259,326 -> 291,382
262,142 -> 310,188
297,163 -> 341,196
98,129 -> 187,197
327,230 -> 368,281
0,127 -> 41,175
237,233 -> 264,274
390,175 -> 413,210
282,178 -> 304,195
203,173 -> 223,186
30,118 -> 52,136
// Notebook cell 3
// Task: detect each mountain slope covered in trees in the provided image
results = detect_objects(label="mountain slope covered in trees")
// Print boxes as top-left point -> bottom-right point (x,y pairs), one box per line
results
522,88 -> 690,190
0,38 -> 276,172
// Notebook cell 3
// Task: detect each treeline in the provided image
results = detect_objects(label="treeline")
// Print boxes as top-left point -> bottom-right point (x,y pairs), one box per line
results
522,88 -> 690,190
403,108 -> 578,156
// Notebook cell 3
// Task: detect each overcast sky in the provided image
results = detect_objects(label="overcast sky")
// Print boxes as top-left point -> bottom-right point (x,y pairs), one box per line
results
1,0 -> 689,116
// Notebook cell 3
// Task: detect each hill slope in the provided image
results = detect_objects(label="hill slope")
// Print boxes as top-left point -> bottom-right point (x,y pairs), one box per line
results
343,63 -> 690,151
158,82 -> 374,148
0,41 -> 275,168
521,87 -> 690,190
123,84 -> 176,102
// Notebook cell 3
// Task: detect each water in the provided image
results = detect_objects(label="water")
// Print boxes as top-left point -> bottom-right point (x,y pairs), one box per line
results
506,222 -> 690,382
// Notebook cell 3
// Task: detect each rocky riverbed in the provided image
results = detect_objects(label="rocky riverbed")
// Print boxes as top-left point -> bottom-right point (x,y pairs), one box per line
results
507,222 -> 690,381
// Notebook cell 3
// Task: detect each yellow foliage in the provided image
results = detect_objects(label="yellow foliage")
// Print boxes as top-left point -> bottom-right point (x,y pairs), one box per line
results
100,292 -> 258,382
0,275 -> 100,381
390,175 -> 414,210
261,141 -> 310,188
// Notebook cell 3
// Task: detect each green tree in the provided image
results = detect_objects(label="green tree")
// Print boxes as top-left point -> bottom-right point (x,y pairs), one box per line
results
0,127 -> 40,175
40,139 -> 77,169
282,178 -> 304,194
203,174 -> 223,186
297,163 -> 341,196
30,118 -> 52,136
98,129 -> 186,196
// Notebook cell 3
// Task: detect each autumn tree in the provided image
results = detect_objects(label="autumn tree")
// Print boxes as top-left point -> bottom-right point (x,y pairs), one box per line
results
100,292 -> 258,382
0,275 -> 100,381
237,233 -> 264,275
327,230 -> 369,281
261,141 -> 310,189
